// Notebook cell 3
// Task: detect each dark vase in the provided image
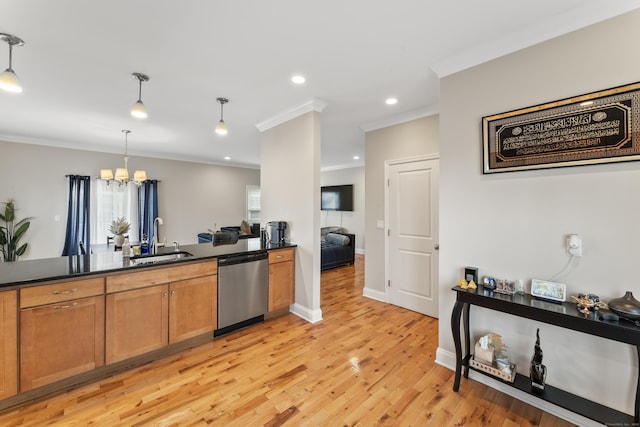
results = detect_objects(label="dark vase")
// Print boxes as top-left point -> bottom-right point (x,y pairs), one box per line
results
530,328 -> 546,393
608,291 -> 640,320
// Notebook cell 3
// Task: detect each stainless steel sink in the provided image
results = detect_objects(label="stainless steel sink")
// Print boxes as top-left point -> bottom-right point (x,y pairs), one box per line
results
130,251 -> 194,265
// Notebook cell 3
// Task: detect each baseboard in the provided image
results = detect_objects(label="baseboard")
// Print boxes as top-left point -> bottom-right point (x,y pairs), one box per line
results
290,303 -> 323,323
362,287 -> 386,302
435,347 -> 600,427
355,248 -> 365,255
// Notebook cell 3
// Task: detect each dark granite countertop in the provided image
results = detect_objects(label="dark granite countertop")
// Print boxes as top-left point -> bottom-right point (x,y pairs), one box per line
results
0,239 -> 296,288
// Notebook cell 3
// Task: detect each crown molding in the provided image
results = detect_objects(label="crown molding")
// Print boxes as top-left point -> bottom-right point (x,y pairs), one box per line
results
0,134 -> 260,170
321,162 -> 364,172
432,2 -> 640,78
360,106 -> 439,133
255,98 -> 328,132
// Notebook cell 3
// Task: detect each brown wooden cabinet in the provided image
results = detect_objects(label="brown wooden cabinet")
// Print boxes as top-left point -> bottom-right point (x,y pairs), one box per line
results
106,261 -> 217,365
268,248 -> 295,311
169,275 -> 217,344
106,284 -> 169,364
0,290 -> 17,399
20,278 -> 104,391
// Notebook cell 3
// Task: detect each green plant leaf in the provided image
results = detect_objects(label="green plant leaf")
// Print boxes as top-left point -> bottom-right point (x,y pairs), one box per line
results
14,222 -> 30,242
16,243 -> 27,257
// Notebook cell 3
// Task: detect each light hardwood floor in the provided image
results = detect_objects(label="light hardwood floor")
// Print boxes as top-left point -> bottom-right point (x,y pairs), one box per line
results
0,255 -> 575,426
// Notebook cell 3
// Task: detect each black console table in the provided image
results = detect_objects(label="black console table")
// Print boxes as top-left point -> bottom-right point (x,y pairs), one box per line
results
451,286 -> 640,426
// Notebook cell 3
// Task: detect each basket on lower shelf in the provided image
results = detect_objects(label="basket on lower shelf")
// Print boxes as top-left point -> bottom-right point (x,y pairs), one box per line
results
470,357 -> 516,383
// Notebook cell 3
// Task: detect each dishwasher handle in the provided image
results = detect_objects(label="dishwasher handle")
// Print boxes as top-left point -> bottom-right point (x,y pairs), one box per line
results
218,251 -> 268,266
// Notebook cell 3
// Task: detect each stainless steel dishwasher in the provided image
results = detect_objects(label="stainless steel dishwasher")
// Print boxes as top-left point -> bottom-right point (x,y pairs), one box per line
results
215,251 -> 269,336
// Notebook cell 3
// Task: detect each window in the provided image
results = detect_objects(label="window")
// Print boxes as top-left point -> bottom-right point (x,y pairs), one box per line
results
247,185 -> 261,224
90,180 -> 139,244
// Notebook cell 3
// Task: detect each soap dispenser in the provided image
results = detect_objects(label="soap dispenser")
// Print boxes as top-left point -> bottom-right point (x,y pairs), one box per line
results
122,237 -> 131,258
140,234 -> 150,255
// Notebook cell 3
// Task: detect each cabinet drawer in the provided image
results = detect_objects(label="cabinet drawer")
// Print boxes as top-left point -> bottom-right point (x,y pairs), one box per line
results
269,248 -> 294,264
106,260 -> 217,293
20,277 -> 105,308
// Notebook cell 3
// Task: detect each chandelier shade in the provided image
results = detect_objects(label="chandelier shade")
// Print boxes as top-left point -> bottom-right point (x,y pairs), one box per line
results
99,130 -> 147,185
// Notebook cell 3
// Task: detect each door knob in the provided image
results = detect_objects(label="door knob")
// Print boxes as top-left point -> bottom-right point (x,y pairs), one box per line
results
435,244 -> 439,250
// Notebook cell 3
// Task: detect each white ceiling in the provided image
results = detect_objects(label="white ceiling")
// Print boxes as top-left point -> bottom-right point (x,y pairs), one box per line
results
1,1 -> 639,170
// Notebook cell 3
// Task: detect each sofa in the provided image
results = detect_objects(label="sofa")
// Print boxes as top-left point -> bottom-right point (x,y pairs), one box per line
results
321,227 -> 355,271
197,223 -> 260,243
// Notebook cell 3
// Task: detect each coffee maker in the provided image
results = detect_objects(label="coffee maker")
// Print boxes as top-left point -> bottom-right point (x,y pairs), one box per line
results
267,221 -> 287,245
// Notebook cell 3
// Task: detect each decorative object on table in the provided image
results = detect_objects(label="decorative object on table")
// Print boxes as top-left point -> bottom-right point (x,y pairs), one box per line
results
464,266 -> 478,284
109,217 -> 130,247
471,333 -> 515,383
531,279 -> 566,303
495,278 -> 515,295
571,293 -> 606,315
456,278 -> 476,290
530,328 -> 546,393
514,279 -> 525,294
482,81 -> 640,174
483,277 -> 496,290
607,291 -> 640,323
0,199 -> 31,262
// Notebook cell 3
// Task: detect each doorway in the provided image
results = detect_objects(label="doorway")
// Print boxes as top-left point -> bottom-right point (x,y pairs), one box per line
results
386,156 -> 439,318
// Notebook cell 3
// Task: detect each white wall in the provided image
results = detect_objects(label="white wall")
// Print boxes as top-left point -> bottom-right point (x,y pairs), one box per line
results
260,111 -> 321,322
364,116 -> 439,293
320,166 -> 364,252
439,10 -> 640,417
0,140 -> 259,260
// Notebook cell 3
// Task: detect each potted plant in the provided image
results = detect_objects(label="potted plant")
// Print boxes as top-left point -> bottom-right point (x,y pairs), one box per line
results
109,217 -> 130,247
0,199 -> 32,262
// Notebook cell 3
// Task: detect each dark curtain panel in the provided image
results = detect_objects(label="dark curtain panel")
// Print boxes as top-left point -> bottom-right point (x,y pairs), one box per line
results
62,175 -> 91,256
138,180 -> 159,243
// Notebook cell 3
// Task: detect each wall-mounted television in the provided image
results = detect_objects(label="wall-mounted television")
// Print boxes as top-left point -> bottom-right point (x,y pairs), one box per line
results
321,184 -> 353,211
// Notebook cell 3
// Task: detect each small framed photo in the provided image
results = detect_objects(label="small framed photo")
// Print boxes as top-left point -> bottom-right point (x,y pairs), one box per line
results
464,266 -> 478,284
495,279 -> 515,295
483,277 -> 496,289
531,279 -> 566,303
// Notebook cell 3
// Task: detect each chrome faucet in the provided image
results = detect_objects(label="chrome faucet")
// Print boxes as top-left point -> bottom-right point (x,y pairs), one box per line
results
173,240 -> 180,251
152,217 -> 165,254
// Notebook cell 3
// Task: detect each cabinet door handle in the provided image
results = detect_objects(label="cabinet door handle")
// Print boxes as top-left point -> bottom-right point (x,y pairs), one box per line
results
163,292 -> 168,298
276,255 -> 283,259
171,290 -> 175,296
53,288 -> 78,295
54,302 -> 78,310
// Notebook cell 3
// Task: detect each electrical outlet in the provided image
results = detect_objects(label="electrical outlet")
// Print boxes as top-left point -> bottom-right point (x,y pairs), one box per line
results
566,234 -> 582,257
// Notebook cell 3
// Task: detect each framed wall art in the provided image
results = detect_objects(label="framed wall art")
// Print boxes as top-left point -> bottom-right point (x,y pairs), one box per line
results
482,81 -> 640,173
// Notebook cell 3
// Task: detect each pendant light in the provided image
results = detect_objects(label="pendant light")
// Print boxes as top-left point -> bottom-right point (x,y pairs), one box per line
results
131,73 -> 149,119
0,33 -> 25,93
100,130 -> 147,185
215,97 -> 229,135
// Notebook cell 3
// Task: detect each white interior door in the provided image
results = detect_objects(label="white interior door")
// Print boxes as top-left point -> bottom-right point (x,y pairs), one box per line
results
387,157 -> 439,318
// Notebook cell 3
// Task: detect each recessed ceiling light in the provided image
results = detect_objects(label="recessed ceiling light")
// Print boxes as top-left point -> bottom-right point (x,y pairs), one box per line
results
224,156 -> 230,160
353,156 -> 360,160
580,101 -> 594,107
291,75 -> 306,85
385,98 -> 398,105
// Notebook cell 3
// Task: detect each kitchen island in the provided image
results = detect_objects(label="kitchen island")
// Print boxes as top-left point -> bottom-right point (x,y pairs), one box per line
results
0,239 -> 296,410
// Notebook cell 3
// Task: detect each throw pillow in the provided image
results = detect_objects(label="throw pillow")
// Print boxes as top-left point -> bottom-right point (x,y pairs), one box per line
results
240,220 -> 251,234
325,233 -> 350,246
